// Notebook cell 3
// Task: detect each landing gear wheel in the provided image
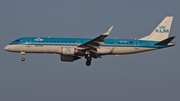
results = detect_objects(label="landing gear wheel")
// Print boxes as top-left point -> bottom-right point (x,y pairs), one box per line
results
21,58 -> 25,61
86,61 -> 91,66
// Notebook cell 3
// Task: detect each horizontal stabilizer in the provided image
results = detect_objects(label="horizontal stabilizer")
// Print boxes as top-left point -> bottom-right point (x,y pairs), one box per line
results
155,36 -> 175,45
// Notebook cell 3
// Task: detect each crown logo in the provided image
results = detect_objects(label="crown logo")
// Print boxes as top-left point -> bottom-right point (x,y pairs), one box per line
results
159,25 -> 166,29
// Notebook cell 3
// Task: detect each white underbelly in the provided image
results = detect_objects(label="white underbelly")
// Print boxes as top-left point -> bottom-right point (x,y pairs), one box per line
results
98,46 -> 157,55
10,45 -> 157,55
22,45 -> 60,53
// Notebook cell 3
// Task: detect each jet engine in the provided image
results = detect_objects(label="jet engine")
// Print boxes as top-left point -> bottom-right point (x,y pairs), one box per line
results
61,55 -> 81,62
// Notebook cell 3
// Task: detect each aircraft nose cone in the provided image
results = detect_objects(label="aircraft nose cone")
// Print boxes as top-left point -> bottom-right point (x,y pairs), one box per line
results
4,45 -> 10,51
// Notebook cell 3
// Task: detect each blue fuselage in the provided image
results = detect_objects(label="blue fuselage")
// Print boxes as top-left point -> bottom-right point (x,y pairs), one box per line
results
9,37 -> 167,49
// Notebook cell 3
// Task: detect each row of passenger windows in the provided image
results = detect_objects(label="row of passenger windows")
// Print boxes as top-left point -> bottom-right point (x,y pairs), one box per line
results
106,41 -> 133,44
38,41 -> 80,43
13,40 -> 133,44
36,41 -> 133,44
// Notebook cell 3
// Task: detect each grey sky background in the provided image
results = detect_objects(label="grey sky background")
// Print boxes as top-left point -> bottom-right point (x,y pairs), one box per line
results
0,0 -> 180,101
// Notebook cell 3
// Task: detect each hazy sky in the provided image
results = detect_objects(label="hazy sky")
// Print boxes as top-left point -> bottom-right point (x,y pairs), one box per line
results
0,0 -> 180,101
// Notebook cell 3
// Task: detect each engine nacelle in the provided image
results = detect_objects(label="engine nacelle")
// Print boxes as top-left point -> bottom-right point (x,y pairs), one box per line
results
57,46 -> 75,55
62,47 -> 75,55
61,55 -> 81,62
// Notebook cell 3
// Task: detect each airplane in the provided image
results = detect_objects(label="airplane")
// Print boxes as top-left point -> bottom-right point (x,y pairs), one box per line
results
4,16 -> 175,66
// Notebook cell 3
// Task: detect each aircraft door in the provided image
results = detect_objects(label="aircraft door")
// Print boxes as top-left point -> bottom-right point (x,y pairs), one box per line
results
134,39 -> 139,49
26,38 -> 31,47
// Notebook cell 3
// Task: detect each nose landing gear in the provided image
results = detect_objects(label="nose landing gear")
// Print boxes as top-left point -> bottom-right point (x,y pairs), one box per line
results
21,58 -> 25,61
20,52 -> 26,61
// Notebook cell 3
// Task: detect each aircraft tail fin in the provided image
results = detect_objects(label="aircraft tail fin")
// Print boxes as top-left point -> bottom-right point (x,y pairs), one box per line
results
140,16 -> 173,41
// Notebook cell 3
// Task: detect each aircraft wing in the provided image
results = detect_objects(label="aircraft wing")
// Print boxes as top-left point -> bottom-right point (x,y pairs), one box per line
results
77,26 -> 113,53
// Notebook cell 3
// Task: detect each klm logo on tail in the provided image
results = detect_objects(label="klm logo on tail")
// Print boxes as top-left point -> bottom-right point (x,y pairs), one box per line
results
155,25 -> 169,33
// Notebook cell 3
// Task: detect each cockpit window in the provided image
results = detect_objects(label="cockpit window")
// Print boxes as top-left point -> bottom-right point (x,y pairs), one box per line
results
14,40 -> 20,42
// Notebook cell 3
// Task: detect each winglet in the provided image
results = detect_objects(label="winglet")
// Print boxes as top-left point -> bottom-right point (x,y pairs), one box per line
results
102,26 -> 113,35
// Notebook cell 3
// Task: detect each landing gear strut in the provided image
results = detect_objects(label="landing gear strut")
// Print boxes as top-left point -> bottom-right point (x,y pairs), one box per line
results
20,52 -> 26,61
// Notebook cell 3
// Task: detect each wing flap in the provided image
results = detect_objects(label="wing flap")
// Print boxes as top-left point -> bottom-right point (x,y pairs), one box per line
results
88,45 -> 100,49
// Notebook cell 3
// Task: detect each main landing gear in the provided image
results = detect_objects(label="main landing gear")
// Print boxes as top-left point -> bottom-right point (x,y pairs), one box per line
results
20,52 -> 25,61
85,54 -> 92,66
